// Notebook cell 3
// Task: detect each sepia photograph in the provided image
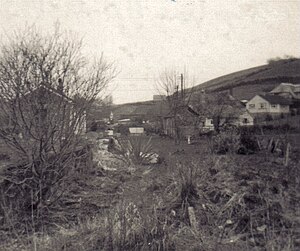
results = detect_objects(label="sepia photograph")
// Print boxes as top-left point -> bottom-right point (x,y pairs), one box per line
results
0,0 -> 299,250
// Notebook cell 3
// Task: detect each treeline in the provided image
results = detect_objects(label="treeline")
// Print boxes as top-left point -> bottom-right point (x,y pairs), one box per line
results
267,55 -> 299,65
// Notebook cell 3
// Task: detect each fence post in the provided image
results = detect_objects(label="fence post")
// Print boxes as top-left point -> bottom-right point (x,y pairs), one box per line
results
284,143 -> 291,167
267,137 -> 274,152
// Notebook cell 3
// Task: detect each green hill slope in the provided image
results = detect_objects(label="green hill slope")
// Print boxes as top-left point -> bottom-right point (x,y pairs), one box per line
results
195,58 -> 300,100
111,100 -> 167,121
107,59 -> 300,120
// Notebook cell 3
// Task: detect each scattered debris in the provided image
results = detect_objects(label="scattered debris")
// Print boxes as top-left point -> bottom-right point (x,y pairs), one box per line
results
97,138 -> 111,151
93,149 -> 125,171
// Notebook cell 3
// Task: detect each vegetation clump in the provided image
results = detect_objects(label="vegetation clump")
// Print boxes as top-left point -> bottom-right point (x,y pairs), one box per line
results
0,27 -> 115,236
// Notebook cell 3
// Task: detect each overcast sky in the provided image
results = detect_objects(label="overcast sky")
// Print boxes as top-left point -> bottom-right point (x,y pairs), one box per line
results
1,0 -> 299,104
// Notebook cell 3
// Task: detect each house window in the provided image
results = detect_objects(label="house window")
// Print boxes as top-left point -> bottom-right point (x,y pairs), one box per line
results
248,104 -> 255,109
259,103 -> 267,109
271,104 -> 277,108
243,118 -> 249,124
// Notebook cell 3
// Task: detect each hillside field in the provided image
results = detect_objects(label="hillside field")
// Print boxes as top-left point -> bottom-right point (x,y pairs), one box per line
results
104,59 -> 300,119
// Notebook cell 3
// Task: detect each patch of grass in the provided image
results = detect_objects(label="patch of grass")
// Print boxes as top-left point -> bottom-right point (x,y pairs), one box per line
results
117,136 -> 155,165
1,135 -> 300,250
165,162 -> 200,223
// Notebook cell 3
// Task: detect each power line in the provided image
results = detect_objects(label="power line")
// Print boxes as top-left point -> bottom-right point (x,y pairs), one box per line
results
112,89 -> 157,92
116,78 -> 156,81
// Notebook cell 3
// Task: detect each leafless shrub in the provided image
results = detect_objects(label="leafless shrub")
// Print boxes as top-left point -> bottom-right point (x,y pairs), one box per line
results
0,26 -> 116,231
156,70 -> 195,144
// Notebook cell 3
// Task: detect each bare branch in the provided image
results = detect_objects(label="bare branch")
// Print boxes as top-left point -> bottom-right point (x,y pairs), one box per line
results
0,26 -> 117,220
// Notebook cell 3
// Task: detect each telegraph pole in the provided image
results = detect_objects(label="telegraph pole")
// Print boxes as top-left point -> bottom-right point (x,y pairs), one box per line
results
181,73 -> 184,99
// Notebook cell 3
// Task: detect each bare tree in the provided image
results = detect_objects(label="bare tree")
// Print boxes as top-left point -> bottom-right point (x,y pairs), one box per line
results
194,91 -> 240,133
156,70 -> 194,144
0,27 -> 116,223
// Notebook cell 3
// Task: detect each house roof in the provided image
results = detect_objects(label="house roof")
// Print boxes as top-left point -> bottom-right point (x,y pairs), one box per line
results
270,83 -> 300,95
216,105 -> 250,118
259,94 -> 292,105
24,84 -> 73,103
296,86 -> 300,92
40,84 -> 73,102
187,105 -> 200,116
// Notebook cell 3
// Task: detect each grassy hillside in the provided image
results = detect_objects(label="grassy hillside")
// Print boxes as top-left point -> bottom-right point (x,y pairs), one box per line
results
104,59 -> 300,119
111,100 -> 168,120
194,58 -> 300,100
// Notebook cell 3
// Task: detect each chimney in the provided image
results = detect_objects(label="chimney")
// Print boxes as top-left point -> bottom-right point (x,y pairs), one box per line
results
57,78 -> 63,93
201,89 -> 206,104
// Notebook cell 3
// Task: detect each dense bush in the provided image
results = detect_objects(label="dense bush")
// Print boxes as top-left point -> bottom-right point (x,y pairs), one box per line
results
208,127 -> 262,155
209,127 -> 241,154
240,124 -> 298,135
89,121 -> 98,131
238,128 -> 260,154
0,153 -> 10,161
143,123 -> 162,136
265,114 -> 273,121
0,27 -> 115,239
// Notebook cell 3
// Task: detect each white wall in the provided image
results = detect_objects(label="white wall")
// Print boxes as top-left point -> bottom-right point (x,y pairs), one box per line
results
247,95 -> 270,113
279,105 -> 290,113
239,111 -> 254,126
246,95 -> 289,114
129,127 -> 144,134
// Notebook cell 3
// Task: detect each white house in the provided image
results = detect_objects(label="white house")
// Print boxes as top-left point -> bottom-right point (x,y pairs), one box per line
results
204,118 -> 214,129
246,94 -> 291,117
270,83 -> 300,99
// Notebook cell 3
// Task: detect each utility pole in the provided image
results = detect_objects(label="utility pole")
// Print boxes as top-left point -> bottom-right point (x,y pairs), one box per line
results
176,85 -> 179,99
180,73 -> 184,99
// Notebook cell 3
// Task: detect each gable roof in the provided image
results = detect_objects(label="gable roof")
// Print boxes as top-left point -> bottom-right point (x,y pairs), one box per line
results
40,84 -> 73,101
259,94 -> 292,105
187,105 -> 200,116
24,84 -> 73,103
270,83 -> 300,95
160,104 -> 198,118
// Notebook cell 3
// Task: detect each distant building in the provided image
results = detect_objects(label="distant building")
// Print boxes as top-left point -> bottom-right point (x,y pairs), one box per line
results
129,127 -> 144,134
4,84 -> 87,136
203,118 -> 214,130
246,94 -> 291,118
153,95 -> 166,101
270,83 -> 300,99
